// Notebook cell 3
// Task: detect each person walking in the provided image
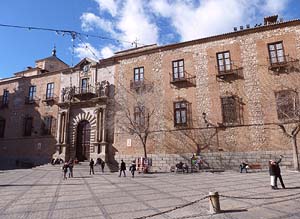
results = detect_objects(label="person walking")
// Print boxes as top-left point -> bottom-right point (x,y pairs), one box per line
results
68,159 -> 74,178
129,160 -> 136,178
89,158 -> 95,175
269,160 -> 277,189
62,162 -> 69,180
119,159 -> 126,177
101,160 -> 105,173
274,155 -> 285,189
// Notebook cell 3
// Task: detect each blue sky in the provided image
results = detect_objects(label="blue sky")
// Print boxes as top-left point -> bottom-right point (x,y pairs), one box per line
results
0,0 -> 299,79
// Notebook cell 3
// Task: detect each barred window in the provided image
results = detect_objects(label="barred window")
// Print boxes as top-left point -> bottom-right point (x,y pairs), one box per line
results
221,96 -> 242,124
275,90 -> 299,120
172,59 -> 184,80
174,101 -> 188,126
134,67 -> 144,82
0,119 -> 5,138
24,116 -> 33,136
268,41 -> 285,64
217,51 -> 231,72
134,105 -> 145,127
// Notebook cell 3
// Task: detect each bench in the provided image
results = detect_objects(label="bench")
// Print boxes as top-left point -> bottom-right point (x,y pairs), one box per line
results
249,164 -> 262,170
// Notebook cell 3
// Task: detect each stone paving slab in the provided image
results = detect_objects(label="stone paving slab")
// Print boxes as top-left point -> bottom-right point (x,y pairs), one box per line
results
0,165 -> 300,219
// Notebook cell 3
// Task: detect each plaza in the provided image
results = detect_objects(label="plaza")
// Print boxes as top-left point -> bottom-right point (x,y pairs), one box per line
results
0,164 -> 300,219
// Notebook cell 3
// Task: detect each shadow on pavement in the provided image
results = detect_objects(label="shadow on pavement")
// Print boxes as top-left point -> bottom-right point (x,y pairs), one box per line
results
0,183 -> 84,187
285,186 -> 300,190
221,209 -> 248,213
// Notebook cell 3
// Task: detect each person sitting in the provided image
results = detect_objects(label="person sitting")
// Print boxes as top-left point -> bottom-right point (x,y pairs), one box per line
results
240,161 -> 249,173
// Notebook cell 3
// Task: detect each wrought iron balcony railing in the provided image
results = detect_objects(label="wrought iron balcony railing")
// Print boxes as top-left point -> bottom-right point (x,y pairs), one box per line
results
25,96 -> 39,104
268,55 -> 299,73
216,64 -> 243,81
170,71 -> 196,87
42,94 -> 59,103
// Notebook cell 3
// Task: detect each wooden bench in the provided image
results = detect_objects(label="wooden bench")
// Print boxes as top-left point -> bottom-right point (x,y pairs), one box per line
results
249,164 -> 262,169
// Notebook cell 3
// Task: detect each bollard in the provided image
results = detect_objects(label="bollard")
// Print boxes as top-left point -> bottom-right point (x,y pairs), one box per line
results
209,191 -> 221,214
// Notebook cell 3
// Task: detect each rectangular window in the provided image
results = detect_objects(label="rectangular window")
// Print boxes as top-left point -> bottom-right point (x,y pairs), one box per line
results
2,89 -> 9,105
217,51 -> 231,72
46,83 -> 54,99
134,106 -> 145,127
172,59 -> 184,80
221,96 -> 241,124
42,116 -> 52,135
134,67 -> 144,82
174,101 -> 187,126
0,119 -> 5,138
268,42 -> 285,64
24,117 -> 33,136
81,78 -> 88,93
275,90 -> 298,120
28,86 -> 36,101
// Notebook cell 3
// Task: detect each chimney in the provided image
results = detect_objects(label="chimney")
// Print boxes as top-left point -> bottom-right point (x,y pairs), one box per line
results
233,27 -> 237,32
264,15 -> 278,25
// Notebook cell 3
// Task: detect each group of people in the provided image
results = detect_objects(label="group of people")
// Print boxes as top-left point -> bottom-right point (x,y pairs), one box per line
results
62,159 -> 75,180
119,159 -> 137,178
89,158 -> 106,175
240,155 -> 286,190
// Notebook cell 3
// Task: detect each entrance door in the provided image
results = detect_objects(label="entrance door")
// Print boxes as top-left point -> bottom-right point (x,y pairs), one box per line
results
76,120 -> 91,161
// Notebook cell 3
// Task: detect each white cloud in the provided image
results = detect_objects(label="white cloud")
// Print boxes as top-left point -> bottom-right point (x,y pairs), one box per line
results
80,12 -> 116,36
261,0 -> 289,15
74,43 -> 101,60
93,0 -> 119,17
101,46 -> 115,58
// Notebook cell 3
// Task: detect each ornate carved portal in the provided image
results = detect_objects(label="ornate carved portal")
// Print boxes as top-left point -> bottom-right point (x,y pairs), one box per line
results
76,120 -> 91,161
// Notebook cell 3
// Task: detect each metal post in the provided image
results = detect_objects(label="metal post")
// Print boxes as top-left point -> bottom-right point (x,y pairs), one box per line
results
209,191 -> 221,214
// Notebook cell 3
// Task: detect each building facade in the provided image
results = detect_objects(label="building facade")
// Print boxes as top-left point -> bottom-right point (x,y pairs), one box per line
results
1,16 -> 300,171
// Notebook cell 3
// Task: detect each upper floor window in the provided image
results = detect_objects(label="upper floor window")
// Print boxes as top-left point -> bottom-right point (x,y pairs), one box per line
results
134,67 -> 144,82
217,51 -> 231,72
81,78 -> 88,93
2,89 -> 9,105
174,101 -> 188,126
172,59 -> 184,80
41,116 -> 53,135
24,116 -> 33,136
0,118 -> 5,138
221,96 -> 242,124
46,83 -> 54,99
28,86 -> 36,101
275,90 -> 299,121
268,42 -> 285,64
134,105 -> 145,127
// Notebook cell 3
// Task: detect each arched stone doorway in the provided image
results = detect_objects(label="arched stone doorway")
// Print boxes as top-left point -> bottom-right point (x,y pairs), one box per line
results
76,120 -> 91,161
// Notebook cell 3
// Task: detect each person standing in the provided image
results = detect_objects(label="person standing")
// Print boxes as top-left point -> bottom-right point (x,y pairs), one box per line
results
119,159 -> 126,177
68,159 -> 74,178
62,162 -> 69,180
89,158 -> 95,175
269,160 -> 276,189
101,160 -> 105,173
129,160 -> 136,178
274,155 -> 285,189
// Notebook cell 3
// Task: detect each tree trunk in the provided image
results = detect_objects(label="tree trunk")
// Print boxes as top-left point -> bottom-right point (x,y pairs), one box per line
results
143,143 -> 147,159
292,136 -> 300,171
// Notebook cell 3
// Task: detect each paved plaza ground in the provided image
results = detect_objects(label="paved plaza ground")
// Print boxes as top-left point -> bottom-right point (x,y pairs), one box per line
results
0,163 -> 300,219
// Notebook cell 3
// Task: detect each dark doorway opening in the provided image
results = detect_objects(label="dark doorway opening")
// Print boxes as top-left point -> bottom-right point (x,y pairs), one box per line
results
76,120 -> 91,161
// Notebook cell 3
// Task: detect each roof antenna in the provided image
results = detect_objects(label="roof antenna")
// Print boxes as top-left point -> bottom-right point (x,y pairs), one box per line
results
132,38 -> 139,48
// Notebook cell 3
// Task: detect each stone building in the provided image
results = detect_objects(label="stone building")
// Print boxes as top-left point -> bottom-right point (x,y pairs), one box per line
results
1,16 -> 300,171
112,16 -> 300,171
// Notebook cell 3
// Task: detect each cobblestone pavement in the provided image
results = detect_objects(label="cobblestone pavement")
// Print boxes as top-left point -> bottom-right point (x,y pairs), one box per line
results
0,164 -> 300,219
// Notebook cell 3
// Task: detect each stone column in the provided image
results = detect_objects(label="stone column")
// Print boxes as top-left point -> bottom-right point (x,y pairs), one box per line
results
63,110 -> 69,145
101,107 -> 106,143
56,113 -> 62,144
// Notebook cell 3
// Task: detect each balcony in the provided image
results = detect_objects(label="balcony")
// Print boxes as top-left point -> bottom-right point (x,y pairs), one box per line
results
60,83 -> 109,105
25,96 -> 39,105
170,71 -> 196,88
42,94 -> 59,105
216,64 -> 243,81
130,79 -> 153,92
268,55 -> 299,74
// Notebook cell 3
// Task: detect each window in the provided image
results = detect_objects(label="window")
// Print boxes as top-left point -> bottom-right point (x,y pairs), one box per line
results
268,42 -> 285,64
172,59 -> 184,80
221,96 -> 242,124
0,119 -> 5,138
174,101 -> 187,126
217,51 -> 231,72
24,117 -> 33,136
2,89 -> 9,105
81,78 -> 88,93
28,86 -> 36,101
275,90 -> 299,120
41,116 -> 53,135
134,106 -> 145,127
46,83 -> 54,99
134,67 -> 144,82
